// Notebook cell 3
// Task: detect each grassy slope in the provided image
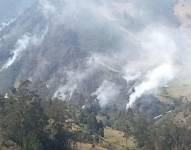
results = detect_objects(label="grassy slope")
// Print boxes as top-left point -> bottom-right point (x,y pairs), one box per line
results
167,79 -> 191,99
104,127 -> 136,150
75,127 -> 136,150
76,142 -> 108,150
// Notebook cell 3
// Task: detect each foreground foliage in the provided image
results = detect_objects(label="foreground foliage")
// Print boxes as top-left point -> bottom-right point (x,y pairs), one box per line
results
0,81 -> 73,150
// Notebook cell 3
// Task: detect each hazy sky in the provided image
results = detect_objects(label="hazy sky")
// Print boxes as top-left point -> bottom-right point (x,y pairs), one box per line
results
0,0 -> 35,22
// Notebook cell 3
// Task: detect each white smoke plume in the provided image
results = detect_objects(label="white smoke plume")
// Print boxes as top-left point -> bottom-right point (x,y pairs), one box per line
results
53,67 -> 96,100
53,84 -> 77,101
1,0 -> 189,107
38,0 -> 56,17
37,0 -> 191,107
92,80 -> 121,107
0,34 -> 31,71
126,63 -> 175,109
0,25 -> 49,72
0,18 -> 15,32
31,26 -> 49,46
87,53 -> 121,73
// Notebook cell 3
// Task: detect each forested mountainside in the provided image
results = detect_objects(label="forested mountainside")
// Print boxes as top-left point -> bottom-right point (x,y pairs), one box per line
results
1,0 -> 191,150
0,0 -> 180,105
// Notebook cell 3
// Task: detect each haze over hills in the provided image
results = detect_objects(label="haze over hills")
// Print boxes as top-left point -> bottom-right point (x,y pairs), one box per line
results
1,1 -> 191,150
0,0 -> 191,109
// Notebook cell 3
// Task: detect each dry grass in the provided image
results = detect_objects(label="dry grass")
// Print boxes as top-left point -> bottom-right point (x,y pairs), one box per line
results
76,142 -> 108,150
167,79 -> 191,100
104,127 -> 136,150
74,127 -> 136,150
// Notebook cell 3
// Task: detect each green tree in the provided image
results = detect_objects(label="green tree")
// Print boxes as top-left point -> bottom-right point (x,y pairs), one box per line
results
97,120 -> 104,137
0,84 -> 47,150
0,81 -> 73,150
87,113 -> 98,134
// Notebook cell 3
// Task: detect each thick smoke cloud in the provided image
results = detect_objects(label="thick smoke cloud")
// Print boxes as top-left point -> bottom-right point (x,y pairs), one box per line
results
3,0 -> 191,107
35,0 -> 191,106
92,80 -> 121,107
126,64 -> 175,109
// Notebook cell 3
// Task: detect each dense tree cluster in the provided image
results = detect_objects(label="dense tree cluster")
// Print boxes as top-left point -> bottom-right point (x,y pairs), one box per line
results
79,99 -> 104,141
105,107 -> 191,150
0,80 -> 191,150
0,81 -> 74,150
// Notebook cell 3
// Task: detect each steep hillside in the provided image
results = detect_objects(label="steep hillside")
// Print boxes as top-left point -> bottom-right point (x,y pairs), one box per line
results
0,0 -> 190,112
